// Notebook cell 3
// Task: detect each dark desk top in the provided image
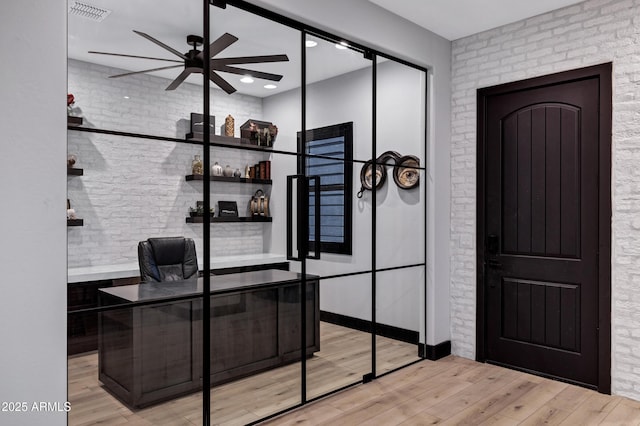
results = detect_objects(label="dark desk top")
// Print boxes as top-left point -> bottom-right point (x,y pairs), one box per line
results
99,269 -> 316,304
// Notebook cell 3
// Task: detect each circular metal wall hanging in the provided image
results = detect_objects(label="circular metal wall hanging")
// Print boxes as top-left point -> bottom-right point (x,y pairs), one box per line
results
356,151 -> 401,198
393,155 -> 420,190
357,160 -> 386,198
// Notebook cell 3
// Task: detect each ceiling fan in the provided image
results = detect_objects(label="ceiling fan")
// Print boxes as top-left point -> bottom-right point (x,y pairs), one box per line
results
89,30 -> 289,94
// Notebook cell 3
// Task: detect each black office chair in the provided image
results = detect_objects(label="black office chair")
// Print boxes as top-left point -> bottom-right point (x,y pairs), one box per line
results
138,237 -> 198,282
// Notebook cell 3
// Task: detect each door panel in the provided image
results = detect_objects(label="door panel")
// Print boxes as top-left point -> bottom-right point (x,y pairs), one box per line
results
483,76 -> 600,387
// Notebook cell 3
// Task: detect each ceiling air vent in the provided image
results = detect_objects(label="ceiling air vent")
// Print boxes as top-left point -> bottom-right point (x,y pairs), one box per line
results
68,1 -> 112,22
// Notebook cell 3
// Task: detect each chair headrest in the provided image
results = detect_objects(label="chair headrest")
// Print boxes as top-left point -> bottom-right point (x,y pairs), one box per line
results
148,237 -> 186,265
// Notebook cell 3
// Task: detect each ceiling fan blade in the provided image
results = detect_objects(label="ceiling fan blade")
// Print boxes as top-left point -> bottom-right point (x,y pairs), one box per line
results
198,33 -> 239,60
88,51 -> 182,63
109,64 -> 183,78
165,67 -> 199,91
213,64 -> 283,82
210,71 -> 236,94
133,30 -> 188,60
213,54 -> 289,66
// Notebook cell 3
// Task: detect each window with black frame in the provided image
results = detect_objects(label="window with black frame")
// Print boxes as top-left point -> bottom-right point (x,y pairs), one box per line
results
298,122 -> 353,255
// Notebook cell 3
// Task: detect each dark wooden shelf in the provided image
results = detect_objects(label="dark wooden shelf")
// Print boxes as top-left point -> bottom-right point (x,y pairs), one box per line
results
67,126 -> 281,155
186,216 -> 272,223
185,174 -> 271,184
67,168 -> 84,176
67,219 -> 84,226
67,116 -> 83,127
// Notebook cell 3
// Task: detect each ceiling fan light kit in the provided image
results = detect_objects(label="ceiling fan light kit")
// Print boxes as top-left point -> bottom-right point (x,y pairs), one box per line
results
89,30 -> 289,93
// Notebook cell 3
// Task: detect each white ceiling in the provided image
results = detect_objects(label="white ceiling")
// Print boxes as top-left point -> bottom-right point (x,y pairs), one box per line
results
68,0 -> 373,98
368,0 -> 586,41
68,0 -> 587,97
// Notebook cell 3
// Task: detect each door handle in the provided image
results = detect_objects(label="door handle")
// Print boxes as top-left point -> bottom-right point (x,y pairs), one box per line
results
286,174 -> 322,261
307,175 -> 321,260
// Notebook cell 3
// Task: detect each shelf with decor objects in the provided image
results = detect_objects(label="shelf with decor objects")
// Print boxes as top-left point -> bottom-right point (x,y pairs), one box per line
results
67,116 -> 83,127
185,175 -> 272,185
67,168 -> 84,176
186,216 -> 272,224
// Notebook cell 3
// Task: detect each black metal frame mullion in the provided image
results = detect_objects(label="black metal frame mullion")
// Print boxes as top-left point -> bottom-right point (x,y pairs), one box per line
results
423,70 -> 429,359
202,1 -> 212,425
299,29 -> 308,405
371,53 -> 377,379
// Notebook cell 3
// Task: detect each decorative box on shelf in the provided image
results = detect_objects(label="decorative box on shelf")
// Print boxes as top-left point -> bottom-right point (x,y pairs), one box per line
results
186,113 -> 216,141
240,119 -> 278,147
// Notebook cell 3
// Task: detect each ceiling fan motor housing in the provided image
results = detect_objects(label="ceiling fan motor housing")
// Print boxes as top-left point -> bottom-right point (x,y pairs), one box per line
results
186,34 -> 203,46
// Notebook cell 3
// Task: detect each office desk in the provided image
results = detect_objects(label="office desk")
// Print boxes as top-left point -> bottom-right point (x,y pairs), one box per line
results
98,270 -> 319,408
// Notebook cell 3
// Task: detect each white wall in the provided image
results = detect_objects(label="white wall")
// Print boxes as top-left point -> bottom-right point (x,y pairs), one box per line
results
264,59 -> 426,332
450,0 -> 640,400
0,0 -> 67,425
67,59 -> 269,267
248,0 -> 452,346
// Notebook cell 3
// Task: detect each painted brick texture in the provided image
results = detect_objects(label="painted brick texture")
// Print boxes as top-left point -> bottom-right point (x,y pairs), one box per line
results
450,0 -> 640,399
67,59 -> 270,267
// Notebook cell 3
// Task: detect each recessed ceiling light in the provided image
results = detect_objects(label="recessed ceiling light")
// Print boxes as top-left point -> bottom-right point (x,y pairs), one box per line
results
335,41 -> 349,50
123,96 -> 130,99
305,40 -> 318,48
264,84 -> 277,90
240,76 -> 254,84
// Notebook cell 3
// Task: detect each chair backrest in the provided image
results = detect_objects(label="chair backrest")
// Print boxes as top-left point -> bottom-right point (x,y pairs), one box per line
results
138,237 -> 198,282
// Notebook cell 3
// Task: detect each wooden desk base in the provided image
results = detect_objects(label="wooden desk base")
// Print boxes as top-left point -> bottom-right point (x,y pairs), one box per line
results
98,279 -> 319,408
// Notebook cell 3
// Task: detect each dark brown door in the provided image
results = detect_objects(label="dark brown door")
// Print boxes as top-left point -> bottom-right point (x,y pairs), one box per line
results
477,64 -> 611,391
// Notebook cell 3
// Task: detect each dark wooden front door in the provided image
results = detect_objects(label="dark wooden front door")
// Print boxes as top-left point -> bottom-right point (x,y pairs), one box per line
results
477,64 -> 612,391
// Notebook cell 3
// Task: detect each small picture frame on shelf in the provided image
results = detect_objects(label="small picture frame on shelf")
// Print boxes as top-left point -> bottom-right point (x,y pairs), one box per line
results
218,201 -> 238,217
188,113 -> 216,140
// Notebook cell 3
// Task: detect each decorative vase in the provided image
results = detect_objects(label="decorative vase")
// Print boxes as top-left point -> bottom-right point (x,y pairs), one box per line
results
245,164 -> 251,178
224,115 -> 234,137
191,155 -> 203,175
212,162 -> 223,176
223,164 -> 233,177
233,168 -> 242,178
250,189 -> 269,217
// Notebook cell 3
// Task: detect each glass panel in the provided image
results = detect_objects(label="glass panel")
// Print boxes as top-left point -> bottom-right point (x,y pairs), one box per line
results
304,33 -> 374,397
68,0 -> 205,424
308,275 -> 372,400
375,266 -> 424,375
209,4 -> 303,423
375,58 -> 426,375
304,33 -> 373,274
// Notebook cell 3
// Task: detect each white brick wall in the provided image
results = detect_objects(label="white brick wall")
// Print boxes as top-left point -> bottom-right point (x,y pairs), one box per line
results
67,59 -> 271,267
450,0 -> 640,399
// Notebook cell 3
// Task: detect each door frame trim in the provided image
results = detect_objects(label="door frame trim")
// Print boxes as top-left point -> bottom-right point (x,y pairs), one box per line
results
475,63 -> 612,393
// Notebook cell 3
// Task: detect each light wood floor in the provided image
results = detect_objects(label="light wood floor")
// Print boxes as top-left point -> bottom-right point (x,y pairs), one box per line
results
69,326 -> 640,426
67,321 -> 419,426
264,356 -> 640,426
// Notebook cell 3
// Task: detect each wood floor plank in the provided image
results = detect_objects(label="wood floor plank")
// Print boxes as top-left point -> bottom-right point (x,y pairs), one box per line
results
438,379 -> 538,425
496,377 -> 568,421
558,392 -> 622,425
600,398 -> 640,425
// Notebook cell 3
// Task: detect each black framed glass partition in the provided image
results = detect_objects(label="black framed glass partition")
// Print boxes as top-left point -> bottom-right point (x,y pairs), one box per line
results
207,4 -> 304,422
303,31 -> 375,399
374,58 -> 427,375
67,1 -> 428,424
67,0 -> 206,424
